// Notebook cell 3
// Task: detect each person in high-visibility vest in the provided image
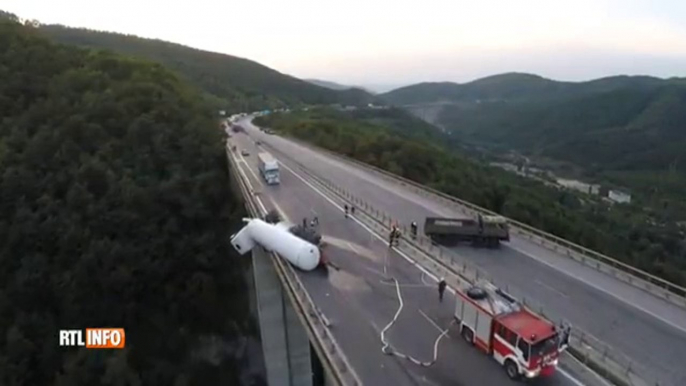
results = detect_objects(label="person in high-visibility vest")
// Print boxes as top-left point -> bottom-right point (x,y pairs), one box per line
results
389,224 -> 399,247
390,225 -> 400,246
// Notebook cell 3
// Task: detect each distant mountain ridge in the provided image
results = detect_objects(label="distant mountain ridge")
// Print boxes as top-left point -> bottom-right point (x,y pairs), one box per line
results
305,79 -> 353,90
305,79 -> 377,94
38,25 -> 377,110
380,72 -> 680,105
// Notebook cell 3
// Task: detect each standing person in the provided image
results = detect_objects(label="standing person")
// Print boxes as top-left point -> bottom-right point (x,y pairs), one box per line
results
438,278 -> 447,302
351,205 -> 355,215
344,204 -> 349,218
303,217 -> 307,228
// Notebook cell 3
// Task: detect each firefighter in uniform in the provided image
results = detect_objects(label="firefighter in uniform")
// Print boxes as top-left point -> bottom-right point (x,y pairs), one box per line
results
438,277 -> 447,302
389,222 -> 400,247
389,224 -> 397,247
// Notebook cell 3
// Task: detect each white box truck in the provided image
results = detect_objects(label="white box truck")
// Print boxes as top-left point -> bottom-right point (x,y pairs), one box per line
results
258,152 -> 280,185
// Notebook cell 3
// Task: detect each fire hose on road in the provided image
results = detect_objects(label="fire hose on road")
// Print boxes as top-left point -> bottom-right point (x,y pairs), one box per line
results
379,276 -> 455,367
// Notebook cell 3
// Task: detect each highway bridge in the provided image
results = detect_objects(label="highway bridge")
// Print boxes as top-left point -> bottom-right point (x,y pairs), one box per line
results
225,117 -> 686,386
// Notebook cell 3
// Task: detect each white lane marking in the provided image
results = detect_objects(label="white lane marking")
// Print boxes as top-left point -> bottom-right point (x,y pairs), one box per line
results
270,200 -> 291,222
535,280 -> 569,298
347,242 -> 361,255
231,152 -> 267,214
557,367 -> 589,386
421,273 -> 434,287
274,155 -> 591,386
237,151 -> 264,188
418,309 -> 448,336
379,282 -> 430,288
512,243 -> 686,335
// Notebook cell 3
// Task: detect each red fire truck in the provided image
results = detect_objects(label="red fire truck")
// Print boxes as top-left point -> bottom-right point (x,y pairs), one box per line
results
454,280 -> 570,380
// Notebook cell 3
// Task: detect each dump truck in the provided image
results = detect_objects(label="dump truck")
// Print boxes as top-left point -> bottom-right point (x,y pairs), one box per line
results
424,214 -> 509,247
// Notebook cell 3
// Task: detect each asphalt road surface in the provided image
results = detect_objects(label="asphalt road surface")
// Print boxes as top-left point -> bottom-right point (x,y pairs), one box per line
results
229,132 -> 603,386
235,118 -> 686,386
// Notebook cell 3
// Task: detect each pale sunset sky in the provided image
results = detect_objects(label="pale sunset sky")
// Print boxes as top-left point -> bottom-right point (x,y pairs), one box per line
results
5,0 -> 686,91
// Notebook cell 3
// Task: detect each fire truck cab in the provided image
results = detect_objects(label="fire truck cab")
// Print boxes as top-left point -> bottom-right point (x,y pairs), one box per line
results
454,280 -> 570,380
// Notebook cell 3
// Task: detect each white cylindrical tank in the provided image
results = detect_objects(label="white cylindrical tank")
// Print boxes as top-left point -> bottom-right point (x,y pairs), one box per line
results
231,218 -> 321,271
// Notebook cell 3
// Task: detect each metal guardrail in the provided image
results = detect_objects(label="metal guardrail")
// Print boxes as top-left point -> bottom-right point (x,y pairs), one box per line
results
225,145 -> 362,386
283,137 -> 686,310
261,140 -> 657,386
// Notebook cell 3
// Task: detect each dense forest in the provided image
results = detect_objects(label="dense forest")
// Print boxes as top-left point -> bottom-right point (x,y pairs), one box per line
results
436,84 -> 686,171
255,108 -> 686,287
383,73 -> 686,173
37,24 -> 377,112
0,16 -> 264,385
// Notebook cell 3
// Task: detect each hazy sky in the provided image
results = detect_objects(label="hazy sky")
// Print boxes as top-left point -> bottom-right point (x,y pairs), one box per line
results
5,0 -> 686,91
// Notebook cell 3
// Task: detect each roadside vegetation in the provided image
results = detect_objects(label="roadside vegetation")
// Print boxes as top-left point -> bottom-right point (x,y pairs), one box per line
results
0,15 -> 263,385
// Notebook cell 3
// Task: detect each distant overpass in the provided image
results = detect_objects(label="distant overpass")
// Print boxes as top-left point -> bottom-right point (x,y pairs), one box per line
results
226,117 -> 686,386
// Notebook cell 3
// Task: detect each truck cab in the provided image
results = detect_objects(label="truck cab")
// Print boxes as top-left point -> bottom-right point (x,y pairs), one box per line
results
492,312 -> 565,379
258,152 -> 280,185
454,281 -> 569,380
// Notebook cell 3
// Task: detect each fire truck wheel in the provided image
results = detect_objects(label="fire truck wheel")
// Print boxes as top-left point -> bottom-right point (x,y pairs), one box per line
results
504,359 -> 520,380
461,327 -> 474,345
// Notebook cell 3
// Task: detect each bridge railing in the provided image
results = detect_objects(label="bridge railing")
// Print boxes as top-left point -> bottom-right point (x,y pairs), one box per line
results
281,137 -> 686,310
261,140 -> 657,386
226,145 -> 362,386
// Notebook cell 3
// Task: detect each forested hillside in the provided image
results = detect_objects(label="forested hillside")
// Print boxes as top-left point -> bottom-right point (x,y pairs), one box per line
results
437,84 -> 686,171
0,17 -> 263,385
382,74 -> 686,172
383,73 -> 686,209
255,109 -> 686,287
380,72 -> 671,105
309,107 -> 458,147
39,25 -> 376,111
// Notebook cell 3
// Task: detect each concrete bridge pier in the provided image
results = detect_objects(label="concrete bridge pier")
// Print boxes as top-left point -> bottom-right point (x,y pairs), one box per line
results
252,247 -> 314,386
